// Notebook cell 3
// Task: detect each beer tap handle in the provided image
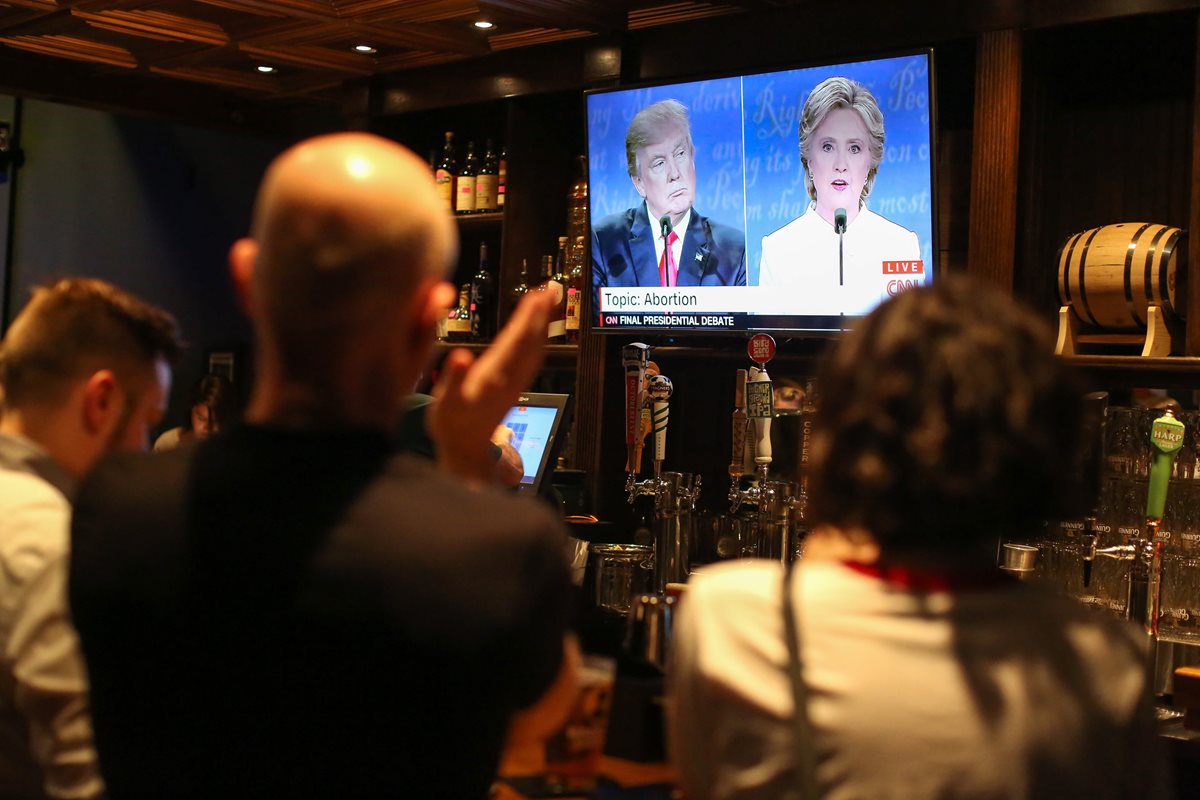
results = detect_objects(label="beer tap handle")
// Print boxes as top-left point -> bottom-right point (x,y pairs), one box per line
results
653,401 -> 669,479
1079,392 -> 1108,589
730,369 -> 748,480
1147,407 -> 1184,522
747,366 -> 774,475
622,343 -> 651,474
648,374 -> 673,480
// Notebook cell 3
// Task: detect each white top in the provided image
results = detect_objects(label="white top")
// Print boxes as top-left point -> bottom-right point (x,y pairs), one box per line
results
0,433 -> 104,799
758,206 -> 922,316
153,426 -> 185,452
668,558 -> 1167,800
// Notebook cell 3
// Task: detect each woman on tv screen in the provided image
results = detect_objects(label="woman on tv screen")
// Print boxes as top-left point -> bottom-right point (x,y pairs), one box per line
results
758,77 -> 922,315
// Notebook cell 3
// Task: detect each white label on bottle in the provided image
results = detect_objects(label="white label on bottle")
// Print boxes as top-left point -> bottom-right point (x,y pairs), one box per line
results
475,175 -> 497,211
435,170 -> 453,210
565,289 -> 581,330
455,182 -> 475,213
547,319 -> 566,338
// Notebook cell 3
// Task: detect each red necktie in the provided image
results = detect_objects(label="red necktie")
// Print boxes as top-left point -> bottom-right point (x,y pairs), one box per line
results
659,229 -> 679,287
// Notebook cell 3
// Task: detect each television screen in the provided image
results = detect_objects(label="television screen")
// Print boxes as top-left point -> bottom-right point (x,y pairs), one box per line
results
587,51 -> 934,333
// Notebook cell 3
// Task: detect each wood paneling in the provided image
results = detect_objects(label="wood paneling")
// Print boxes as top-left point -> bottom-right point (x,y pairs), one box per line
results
967,28 -> 1021,291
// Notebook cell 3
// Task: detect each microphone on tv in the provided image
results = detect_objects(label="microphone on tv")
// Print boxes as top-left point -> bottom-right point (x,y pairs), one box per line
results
834,208 -> 847,286
659,214 -> 672,238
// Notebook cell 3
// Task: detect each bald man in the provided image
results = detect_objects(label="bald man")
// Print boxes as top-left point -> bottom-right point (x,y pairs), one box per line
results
68,134 -> 577,799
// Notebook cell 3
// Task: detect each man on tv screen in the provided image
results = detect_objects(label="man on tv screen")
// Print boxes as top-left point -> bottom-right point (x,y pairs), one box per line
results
592,100 -> 746,299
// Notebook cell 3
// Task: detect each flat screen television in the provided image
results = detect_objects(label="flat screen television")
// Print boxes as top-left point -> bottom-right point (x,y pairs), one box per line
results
587,50 -> 935,333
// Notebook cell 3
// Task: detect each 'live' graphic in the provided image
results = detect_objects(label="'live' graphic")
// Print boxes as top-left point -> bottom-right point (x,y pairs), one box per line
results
882,260 -> 924,274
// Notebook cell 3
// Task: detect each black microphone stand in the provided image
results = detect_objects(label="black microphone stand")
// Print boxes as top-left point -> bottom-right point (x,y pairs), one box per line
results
834,207 -> 847,286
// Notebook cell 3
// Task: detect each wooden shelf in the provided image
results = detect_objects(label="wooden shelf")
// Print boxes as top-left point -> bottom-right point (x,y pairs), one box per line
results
435,340 -> 578,363
1062,355 -> 1200,395
1062,356 -> 1200,374
455,211 -> 504,226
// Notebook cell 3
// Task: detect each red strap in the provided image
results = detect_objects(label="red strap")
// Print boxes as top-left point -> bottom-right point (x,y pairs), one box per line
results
843,561 -> 1013,593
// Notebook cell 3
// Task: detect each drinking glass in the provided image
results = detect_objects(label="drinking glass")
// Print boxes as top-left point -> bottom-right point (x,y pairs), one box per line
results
544,654 -> 618,792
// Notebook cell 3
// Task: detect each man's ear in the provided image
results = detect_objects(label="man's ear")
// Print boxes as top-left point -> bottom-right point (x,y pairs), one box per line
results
81,370 -> 124,438
632,174 -> 646,199
406,278 -> 456,352
229,238 -> 258,316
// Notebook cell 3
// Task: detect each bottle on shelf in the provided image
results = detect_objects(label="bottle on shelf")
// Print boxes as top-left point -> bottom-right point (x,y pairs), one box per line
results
447,284 -> 472,342
565,234 -> 586,343
512,258 -> 531,304
455,141 -> 477,215
567,155 -> 589,263
435,306 -> 449,342
475,139 -> 498,214
435,131 -> 456,213
537,254 -> 554,292
497,146 -> 507,209
470,241 -> 496,342
547,236 -> 569,342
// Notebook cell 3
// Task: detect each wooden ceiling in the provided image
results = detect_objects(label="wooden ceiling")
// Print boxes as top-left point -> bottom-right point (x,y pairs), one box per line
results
0,0 -> 753,109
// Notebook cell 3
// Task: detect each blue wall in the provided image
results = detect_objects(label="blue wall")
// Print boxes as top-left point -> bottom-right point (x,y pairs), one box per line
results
4,97 -> 287,428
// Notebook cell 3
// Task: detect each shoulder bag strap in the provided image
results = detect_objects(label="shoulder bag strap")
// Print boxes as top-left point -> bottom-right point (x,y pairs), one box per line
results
781,565 -> 822,799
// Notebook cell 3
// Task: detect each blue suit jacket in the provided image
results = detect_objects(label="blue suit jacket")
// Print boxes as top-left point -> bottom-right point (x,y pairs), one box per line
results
592,204 -> 747,304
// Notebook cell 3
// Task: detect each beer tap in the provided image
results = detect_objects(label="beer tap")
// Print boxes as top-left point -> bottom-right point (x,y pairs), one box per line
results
1077,392 -> 1109,588
648,374 -> 672,481
727,368 -> 751,511
747,364 -> 774,482
726,335 -> 799,563
1086,407 -> 1184,631
623,342 -> 651,500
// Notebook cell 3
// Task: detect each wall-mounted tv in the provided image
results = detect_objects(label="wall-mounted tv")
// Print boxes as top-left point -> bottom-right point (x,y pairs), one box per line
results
587,51 -> 935,333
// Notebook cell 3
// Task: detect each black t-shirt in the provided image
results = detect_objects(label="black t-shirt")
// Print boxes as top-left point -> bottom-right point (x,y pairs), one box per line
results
70,425 -> 571,799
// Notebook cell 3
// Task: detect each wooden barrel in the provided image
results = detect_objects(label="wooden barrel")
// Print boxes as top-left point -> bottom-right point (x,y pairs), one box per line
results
1056,222 -> 1185,331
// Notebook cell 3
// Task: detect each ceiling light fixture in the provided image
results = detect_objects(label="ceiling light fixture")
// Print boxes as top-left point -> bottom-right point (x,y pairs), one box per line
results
256,65 -> 276,74
473,20 -> 495,29
353,44 -> 377,54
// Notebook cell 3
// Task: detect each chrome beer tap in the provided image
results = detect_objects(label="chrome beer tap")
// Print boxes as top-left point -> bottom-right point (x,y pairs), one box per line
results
1086,407 -> 1184,631
728,368 -> 756,512
1077,392 -> 1109,588
727,335 -> 800,563
622,342 -> 652,502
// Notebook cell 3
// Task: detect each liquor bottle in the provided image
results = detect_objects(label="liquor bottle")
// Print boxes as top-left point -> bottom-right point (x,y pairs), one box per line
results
547,236 -> 569,341
435,309 -> 448,342
447,284 -> 472,342
512,258 -> 531,304
455,141 -> 477,215
497,146 -> 507,209
565,234 -> 586,343
435,132 -> 456,212
566,155 -> 588,260
475,139 -> 498,213
537,254 -> 554,292
469,242 -> 496,341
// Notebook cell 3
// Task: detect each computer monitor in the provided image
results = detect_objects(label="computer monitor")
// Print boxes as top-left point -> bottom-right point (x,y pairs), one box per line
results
501,392 -> 571,495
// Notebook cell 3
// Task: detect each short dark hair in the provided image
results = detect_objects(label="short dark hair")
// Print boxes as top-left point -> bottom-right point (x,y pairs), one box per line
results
0,278 -> 183,410
807,276 -> 1084,551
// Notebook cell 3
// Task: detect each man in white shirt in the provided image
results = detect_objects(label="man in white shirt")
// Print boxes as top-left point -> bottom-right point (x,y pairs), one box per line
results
0,278 -> 180,799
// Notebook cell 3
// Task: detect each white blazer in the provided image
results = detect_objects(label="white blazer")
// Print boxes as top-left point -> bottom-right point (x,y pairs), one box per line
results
758,205 -> 922,316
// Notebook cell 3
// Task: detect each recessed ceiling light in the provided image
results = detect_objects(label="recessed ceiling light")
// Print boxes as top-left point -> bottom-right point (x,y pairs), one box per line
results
353,44 -> 377,54
256,65 -> 276,74
473,20 -> 494,29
